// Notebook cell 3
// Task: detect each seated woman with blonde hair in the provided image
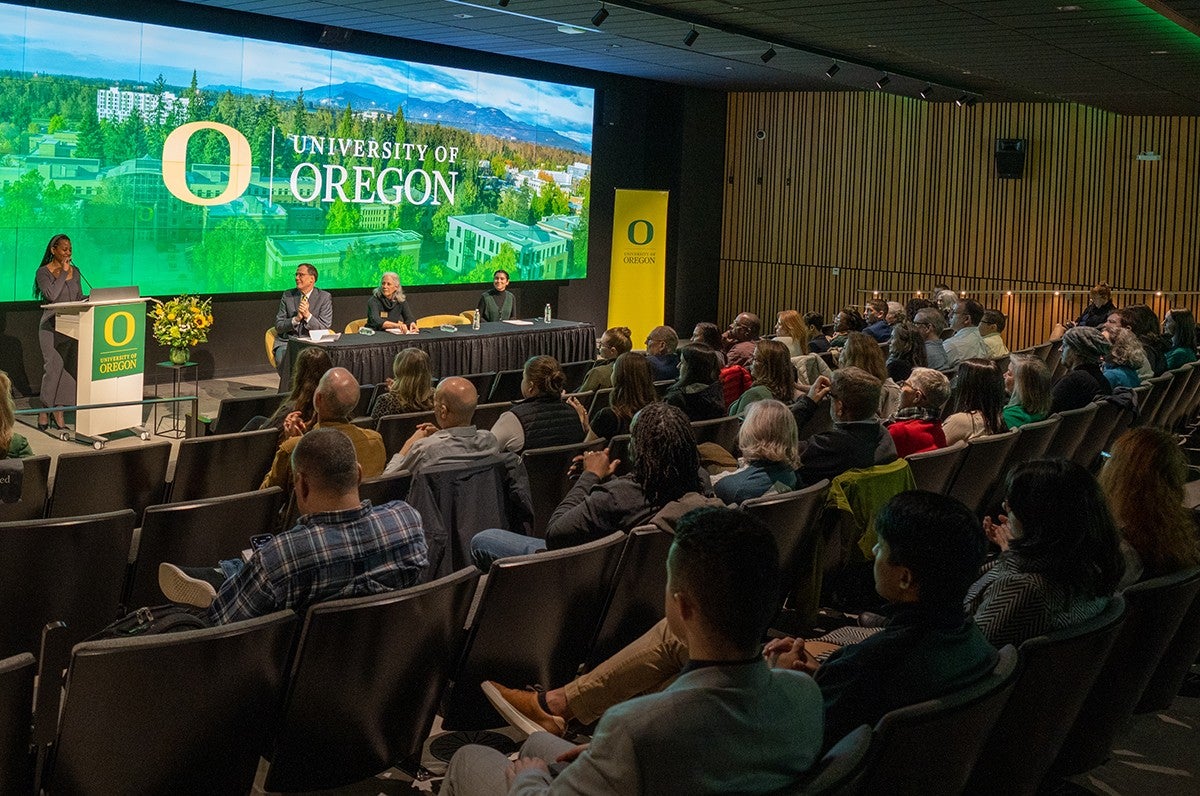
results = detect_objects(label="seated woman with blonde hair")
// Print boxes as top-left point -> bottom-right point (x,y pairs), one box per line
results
0,371 -> 32,458
775,309 -> 832,387
713,399 -> 799,503
371,347 -> 435,421
1002,355 -> 1052,430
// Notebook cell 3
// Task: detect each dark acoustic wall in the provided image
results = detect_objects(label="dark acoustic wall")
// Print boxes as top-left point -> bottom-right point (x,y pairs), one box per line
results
1,0 -> 726,383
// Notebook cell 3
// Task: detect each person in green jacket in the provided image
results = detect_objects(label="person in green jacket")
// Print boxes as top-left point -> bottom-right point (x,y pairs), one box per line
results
1001,354 -> 1052,429
0,371 -> 33,458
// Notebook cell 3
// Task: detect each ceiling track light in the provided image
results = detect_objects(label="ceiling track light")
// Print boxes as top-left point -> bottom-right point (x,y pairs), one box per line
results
761,45 -> 777,63
684,26 -> 698,47
875,73 -> 890,89
591,3 -> 609,26
919,85 -> 932,100
825,62 -> 839,78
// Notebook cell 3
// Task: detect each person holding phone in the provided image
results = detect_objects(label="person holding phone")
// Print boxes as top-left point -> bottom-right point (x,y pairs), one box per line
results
33,233 -> 84,430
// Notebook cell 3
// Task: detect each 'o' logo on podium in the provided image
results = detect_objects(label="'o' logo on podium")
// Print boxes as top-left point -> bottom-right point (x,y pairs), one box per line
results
104,311 -> 137,347
627,220 -> 654,246
162,121 -> 253,206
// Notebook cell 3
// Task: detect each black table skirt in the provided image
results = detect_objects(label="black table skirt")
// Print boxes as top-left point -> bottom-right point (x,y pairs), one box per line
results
284,319 -> 597,386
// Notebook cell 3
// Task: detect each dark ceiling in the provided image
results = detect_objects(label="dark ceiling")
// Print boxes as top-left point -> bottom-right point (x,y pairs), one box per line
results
180,0 -> 1200,114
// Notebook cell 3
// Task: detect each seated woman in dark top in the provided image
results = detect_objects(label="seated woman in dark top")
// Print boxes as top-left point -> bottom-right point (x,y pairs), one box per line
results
1075,281 -> 1115,328
491,355 -> 585,453
1163,308 -> 1198,370
366,271 -> 415,331
471,402 -> 705,569
1049,326 -> 1112,413
1099,427 -> 1200,588
714,399 -> 798,503
477,269 -> 514,322
244,346 -> 332,435
664,343 -> 725,421
977,459 -> 1124,648
571,351 -> 657,441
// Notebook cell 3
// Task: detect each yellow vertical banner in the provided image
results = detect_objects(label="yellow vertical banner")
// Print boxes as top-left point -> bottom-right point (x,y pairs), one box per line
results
609,189 -> 669,345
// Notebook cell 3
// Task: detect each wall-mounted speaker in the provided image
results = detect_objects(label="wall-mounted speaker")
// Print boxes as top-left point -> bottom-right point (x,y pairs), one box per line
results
995,138 -> 1027,179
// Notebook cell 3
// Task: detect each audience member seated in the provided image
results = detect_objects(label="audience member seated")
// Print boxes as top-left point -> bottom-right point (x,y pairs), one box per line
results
775,309 -> 832,385
904,297 -> 935,326
828,306 -> 865,350
571,351 -> 657,441
942,359 -> 1007,445
789,367 -> 899,487
243,346 -> 332,434
449,508 -> 823,795
886,367 -> 950,457
483,492 -> 994,754
1100,326 -> 1144,389
664,344 -> 725,421
1100,310 -> 1151,379
492,356 -> 586,453
977,459 -> 1124,648
728,339 -> 801,416
862,298 -> 893,342
383,377 -> 499,474
1120,304 -> 1168,376
690,322 -> 727,366
1076,281 -> 1116,328
722,312 -> 761,368
943,299 -> 992,368
643,325 -> 681,381
804,312 -> 831,353
933,283 -> 959,314
579,327 -> 633,393
913,307 -> 950,371
0,371 -> 32,458
371,347 -> 435,421
839,331 -> 901,418
979,309 -> 1009,359
470,403 -> 706,570
1002,354 -> 1052,429
1098,427 -> 1200,588
261,367 -> 386,491
885,321 -> 927,383
1050,326 -> 1112,413
767,490 -> 997,747
1163,308 -> 1198,370
366,271 -> 416,332
713,400 -> 799,503
159,428 -> 427,624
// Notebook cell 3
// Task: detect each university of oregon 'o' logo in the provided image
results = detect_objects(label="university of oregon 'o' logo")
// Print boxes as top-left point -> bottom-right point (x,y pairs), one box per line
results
161,121 -> 253,206
627,219 -> 654,245
103,310 -> 137,347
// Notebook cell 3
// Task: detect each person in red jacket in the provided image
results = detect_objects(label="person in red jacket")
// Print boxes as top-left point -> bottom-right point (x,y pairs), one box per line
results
886,367 -> 950,457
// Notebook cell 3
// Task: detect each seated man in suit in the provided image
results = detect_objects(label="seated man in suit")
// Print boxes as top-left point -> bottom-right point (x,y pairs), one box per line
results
274,262 -> 333,380
158,427 -> 428,624
789,366 -> 898,487
383,376 -> 499,474
444,507 -> 823,795
261,367 -> 386,491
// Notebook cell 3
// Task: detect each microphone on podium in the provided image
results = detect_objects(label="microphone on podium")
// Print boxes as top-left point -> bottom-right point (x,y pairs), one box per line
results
69,259 -> 95,293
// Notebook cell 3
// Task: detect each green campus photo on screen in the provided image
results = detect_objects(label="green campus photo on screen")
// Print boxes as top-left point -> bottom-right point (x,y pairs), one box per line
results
0,3 -> 595,302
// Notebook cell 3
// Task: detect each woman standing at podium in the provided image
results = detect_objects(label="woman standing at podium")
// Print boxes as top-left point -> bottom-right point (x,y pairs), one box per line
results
33,234 -> 83,430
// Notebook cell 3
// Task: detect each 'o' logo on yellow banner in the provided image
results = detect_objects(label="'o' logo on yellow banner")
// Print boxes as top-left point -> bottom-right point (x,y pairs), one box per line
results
627,220 -> 654,245
103,311 -> 136,347
162,121 -> 253,206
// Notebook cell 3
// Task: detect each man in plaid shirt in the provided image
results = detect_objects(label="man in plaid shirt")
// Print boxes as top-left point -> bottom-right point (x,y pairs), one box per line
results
159,427 -> 428,624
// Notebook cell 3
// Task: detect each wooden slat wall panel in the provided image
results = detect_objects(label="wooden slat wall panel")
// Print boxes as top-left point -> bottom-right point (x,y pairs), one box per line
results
720,93 -> 1200,351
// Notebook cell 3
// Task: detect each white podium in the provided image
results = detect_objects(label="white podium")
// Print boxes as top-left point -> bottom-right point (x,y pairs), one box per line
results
44,293 -> 151,445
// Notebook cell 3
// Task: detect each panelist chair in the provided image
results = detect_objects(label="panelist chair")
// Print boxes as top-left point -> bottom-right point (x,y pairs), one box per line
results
343,318 -> 368,334
265,328 -> 278,369
415,314 -> 469,328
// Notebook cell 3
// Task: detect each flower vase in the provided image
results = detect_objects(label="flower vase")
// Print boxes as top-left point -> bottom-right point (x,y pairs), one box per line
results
169,347 -> 190,365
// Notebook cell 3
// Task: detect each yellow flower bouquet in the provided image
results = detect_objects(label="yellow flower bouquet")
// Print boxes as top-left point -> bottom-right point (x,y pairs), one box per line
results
150,295 -> 214,364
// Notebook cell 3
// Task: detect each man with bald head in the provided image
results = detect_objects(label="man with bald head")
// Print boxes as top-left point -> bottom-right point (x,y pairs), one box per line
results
261,366 -> 387,490
383,376 -> 501,475
723,312 -> 761,368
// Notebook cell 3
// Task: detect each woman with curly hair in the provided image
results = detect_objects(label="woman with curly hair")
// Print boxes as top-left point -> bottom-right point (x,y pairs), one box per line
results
491,355 -> 585,453
1001,355 -> 1052,430
839,331 -> 901,418
371,347 -> 435,420
942,358 -> 1007,444
1100,326 -> 1144,389
1099,427 -> 1200,587
728,339 -> 800,416
828,306 -> 866,349
470,402 -> 705,569
571,352 -> 657,441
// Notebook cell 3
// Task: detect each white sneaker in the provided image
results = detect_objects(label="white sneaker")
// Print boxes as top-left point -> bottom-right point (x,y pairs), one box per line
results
158,563 -> 218,608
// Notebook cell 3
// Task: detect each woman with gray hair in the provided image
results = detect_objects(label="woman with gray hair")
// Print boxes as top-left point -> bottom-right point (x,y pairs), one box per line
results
367,271 -> 416,332
1101,326 -> 1144,389
886,367 -> 950,457
714,399 -> 799,503
1050,326 -> 1112,413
